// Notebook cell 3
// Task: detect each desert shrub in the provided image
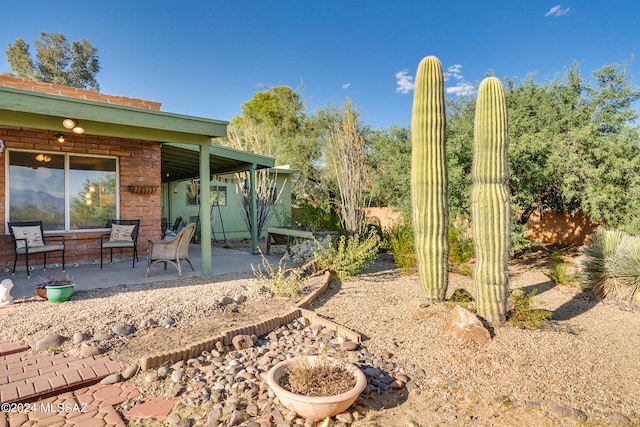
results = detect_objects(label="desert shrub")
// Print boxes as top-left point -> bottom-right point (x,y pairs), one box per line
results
315,230 -> 381,281
578,229 -> 640,302
545,248 -> 577,286
449,288 -> 473,303
252,252 -> 303,298
387,219 -> 474,275
511,220 -> 532,257
292,200 -> 340,231
387,222 -> 416,273
283,237 -> 332,265
507,289 -> 552,328
448,219 -> 474,276
445,288 -> 474,309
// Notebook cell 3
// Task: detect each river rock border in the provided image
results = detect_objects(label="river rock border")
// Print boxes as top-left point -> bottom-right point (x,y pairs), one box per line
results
139,271 -> 358,371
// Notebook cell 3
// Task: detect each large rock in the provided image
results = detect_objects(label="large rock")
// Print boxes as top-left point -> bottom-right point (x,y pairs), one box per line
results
232,334 -> 254,351
444,306 -> 491,345
80,343 -> 105,357
35,334 -> 67,351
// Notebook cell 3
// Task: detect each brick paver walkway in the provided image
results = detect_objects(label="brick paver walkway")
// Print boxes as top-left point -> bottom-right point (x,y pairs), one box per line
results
0,342 -> 178,425
0,342 -> 136,426
0,351 -> 120,404
0,340 -> 30,358
1,390 -> 127,426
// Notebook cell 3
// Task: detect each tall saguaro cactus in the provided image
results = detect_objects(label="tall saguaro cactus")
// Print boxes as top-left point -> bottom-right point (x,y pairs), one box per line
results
471,77 -> 511,323
411,56 -> 449,302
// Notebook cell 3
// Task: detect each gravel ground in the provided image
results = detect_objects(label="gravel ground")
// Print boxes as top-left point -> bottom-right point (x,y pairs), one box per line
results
308,253 -> 640,426
1,245 -> 639,426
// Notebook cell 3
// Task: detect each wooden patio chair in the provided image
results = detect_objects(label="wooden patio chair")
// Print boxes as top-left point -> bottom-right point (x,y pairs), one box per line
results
100,219 -> 140,268
8,220 -> 65,278
146,222 -> 196,277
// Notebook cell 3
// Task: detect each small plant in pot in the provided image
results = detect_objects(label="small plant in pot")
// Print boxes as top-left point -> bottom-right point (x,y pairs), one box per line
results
266,355 -> 367,420
36,275 -> 74,302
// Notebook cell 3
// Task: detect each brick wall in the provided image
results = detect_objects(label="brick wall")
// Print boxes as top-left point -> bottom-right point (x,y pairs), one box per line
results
0,75 -> 162,110
0,125 -> 162,269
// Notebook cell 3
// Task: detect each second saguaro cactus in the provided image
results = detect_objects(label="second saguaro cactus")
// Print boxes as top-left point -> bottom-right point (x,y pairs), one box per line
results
411,56 -> 449,302
471,77 -> 511,323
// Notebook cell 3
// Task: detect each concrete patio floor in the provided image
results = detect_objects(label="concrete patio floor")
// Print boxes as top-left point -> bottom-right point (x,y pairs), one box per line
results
4,244 -> 284,299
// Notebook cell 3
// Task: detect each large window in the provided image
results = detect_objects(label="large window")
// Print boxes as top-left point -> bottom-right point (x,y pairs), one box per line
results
8,150 -> 118,230
186,180 -> 227,207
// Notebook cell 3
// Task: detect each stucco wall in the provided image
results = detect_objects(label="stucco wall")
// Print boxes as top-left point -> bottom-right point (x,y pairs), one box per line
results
524,210 -> 598,247
364,207 -> 597,246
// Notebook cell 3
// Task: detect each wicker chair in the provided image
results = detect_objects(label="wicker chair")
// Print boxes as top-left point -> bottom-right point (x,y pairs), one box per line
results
146,223 -> 196,277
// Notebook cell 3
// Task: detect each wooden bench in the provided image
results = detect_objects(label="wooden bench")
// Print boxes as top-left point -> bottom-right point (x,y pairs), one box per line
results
266,227 -> 314,255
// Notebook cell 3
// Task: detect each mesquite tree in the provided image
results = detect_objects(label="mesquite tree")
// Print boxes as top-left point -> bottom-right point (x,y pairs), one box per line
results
410,56 -> 449,302
471,77 -> 512,323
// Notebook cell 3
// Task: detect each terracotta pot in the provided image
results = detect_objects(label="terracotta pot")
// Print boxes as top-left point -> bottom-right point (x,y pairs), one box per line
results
35,287 -> 47,299
266,356 -> 367,419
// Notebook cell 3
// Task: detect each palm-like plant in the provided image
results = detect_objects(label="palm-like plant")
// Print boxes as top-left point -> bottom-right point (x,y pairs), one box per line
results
579,229 -> 640,302
604,237 -> 640,301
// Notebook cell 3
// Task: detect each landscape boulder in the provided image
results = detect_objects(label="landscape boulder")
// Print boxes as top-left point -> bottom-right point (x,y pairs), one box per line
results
444,306 -> 491,345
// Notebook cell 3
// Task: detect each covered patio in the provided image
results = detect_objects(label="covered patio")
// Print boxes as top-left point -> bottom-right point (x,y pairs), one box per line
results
0,77 -> 277,278
7,244 -> 284,299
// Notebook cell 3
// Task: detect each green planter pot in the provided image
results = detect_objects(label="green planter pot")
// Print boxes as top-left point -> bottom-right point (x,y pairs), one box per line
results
45,284 -> 75,302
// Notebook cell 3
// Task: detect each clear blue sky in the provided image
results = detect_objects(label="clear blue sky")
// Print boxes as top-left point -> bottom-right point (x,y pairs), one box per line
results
1,1 -> 638,129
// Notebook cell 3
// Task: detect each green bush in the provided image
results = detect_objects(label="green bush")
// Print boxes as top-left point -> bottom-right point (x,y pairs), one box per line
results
507,289 -> 552,328
546,248 -> 577,286
448,219 -> 474,276
387,222 -> 416,274
511,220 -> 532,257
315,230 -> 381,281
387,219 -> 474,276
252,252 -> 303,298
292,200 -> 340,231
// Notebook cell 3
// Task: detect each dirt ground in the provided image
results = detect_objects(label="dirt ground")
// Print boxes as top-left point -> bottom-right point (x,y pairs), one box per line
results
4,238 -> 638,426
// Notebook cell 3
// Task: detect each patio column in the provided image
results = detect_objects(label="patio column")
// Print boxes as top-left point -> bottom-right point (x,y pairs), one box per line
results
199,140 -> 212,274
249,163 -> 258,254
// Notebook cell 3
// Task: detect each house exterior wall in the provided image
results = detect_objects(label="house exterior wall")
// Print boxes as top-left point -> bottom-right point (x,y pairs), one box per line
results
0,76 -> 165,272
164,173 -> 292,241
0,125 -> 162,271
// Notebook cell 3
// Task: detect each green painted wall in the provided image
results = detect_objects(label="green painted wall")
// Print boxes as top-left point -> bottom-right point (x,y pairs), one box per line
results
162,172 -> 292,241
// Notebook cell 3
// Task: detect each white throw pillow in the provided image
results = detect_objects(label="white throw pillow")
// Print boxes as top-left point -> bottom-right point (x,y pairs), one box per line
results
12,226 -> 44,249
109,224 -> 135,242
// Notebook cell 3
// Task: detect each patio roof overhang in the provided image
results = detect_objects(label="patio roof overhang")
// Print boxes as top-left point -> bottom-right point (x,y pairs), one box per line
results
161,143 -> 275,183
0,85 -> 275,273
0,85 -> 227,141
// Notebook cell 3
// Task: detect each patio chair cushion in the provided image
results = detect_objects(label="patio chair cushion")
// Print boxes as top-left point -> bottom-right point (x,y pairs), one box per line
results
109,224 -> 135,242
15,243 -> 65,255
11,226 -> 44,249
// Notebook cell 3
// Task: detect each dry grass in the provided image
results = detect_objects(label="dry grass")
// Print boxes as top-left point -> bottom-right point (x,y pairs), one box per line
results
281,357 -> 356,397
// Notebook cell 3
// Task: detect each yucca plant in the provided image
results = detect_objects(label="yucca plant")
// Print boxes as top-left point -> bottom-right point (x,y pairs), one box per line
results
601,236 -> 640,302
578,229 -> 626,296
